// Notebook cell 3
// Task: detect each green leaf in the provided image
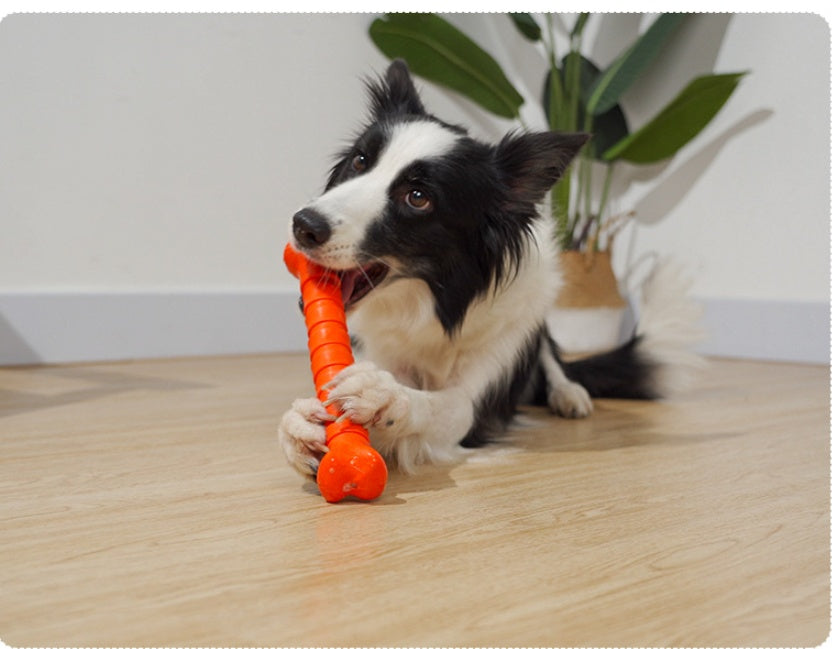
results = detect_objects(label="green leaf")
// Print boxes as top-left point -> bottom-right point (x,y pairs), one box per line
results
509,13 -> 542,41
570,13 -> 590,39
589,104 -> 630,161
546,64 -> 567,130
573,55 -> 630,159
602,72 -> 747,164
585,13 -> 687,116
369,13 -> 524,119
563,50 -> 583,131
542,54 -> 630,160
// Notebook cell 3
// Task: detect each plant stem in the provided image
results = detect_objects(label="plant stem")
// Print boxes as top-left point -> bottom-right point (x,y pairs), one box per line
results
544,13 -> 573,248
573,98 -> 595,248
596,164 -> 615,249
583,156 -> 593,228
562,14 -> 587,248
572,157 -> 586,224
544,13 -> 557,67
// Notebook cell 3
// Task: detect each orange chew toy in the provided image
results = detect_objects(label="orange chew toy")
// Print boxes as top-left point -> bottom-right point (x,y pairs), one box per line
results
283,244 -> 388,503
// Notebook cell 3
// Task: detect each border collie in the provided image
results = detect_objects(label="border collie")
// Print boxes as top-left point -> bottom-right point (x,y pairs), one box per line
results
279,60 -> 701,477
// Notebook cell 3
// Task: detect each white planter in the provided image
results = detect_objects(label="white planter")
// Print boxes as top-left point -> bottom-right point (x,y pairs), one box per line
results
547,305 -> 626,356
551,250 -> 627,356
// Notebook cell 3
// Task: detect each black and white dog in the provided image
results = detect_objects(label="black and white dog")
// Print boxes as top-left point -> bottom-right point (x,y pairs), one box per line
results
279,60 -> 700,477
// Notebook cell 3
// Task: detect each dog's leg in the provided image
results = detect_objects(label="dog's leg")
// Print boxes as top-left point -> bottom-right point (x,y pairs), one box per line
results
277,397 -> 333,477
539,342 -> 593,419
322,361 -> 411,429
323,361 -> 474,470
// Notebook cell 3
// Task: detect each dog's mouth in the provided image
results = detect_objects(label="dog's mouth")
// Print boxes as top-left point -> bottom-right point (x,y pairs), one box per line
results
338,263 -> 389,309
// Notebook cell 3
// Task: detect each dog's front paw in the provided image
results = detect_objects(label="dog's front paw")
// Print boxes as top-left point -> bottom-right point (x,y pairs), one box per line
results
323,361 -> 409,430
549,380 -> 593,419
278,398 -> 333,477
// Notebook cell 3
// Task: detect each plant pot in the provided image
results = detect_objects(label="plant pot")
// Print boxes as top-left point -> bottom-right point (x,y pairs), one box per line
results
547,249 -> 627,356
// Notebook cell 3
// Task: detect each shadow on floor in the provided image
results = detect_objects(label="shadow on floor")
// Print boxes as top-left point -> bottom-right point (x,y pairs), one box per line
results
509,402 -> 743,454
0,365 -> 207,418
292,397 -> 745,504
301,459 -> 461,506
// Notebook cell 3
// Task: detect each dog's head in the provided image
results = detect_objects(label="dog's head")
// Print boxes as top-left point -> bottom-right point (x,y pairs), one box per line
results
289,60 -> 588,334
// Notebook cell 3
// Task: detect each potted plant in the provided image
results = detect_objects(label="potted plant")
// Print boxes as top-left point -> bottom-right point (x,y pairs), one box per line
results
369,12 -> 746,354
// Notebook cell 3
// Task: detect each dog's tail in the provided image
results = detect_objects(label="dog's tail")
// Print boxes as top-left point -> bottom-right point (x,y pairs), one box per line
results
561,257 -> 705,399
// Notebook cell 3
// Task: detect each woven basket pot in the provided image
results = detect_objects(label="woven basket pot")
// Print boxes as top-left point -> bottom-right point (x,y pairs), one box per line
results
546,250 -> 627,357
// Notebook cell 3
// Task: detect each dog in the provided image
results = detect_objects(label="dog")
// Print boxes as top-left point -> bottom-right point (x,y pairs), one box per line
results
278,59 -> 701,478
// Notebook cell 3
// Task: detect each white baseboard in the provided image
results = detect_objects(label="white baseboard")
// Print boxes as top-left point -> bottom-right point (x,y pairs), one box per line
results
697,298 -> 830,364
0,292 -> 829,366
0,290 -> 307,365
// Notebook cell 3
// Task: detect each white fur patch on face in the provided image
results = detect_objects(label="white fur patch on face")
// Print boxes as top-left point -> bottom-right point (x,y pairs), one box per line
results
302,120 -> 462,269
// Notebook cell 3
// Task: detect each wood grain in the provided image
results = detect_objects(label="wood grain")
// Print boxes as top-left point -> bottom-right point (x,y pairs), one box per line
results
0,354 -> 829,646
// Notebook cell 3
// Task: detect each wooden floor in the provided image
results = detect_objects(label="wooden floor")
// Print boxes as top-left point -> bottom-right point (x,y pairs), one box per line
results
0,353 -> 829,646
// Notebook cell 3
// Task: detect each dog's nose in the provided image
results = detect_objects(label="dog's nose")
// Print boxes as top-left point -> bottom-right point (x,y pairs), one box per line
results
292,208 -> 332,249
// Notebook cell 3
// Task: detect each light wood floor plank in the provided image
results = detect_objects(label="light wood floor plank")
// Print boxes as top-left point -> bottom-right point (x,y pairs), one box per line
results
0,354 -> 829,646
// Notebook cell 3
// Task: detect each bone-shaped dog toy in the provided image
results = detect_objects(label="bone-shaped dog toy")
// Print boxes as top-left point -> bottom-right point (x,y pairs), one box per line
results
283,244 -> 388,503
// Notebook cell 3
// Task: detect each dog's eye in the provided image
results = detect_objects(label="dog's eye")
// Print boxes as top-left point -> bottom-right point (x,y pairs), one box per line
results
352,153 -> 368,173
405,189 -> 432,212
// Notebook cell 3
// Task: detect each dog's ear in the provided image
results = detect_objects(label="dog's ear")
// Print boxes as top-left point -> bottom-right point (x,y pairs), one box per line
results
367,59 -> 426,119
495,131 -> 590,204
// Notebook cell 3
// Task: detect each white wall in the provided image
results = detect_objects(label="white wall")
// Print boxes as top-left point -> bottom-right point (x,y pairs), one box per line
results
0,13 -> 830,363
611,13 -> 830,304
0,14 -> 389,292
